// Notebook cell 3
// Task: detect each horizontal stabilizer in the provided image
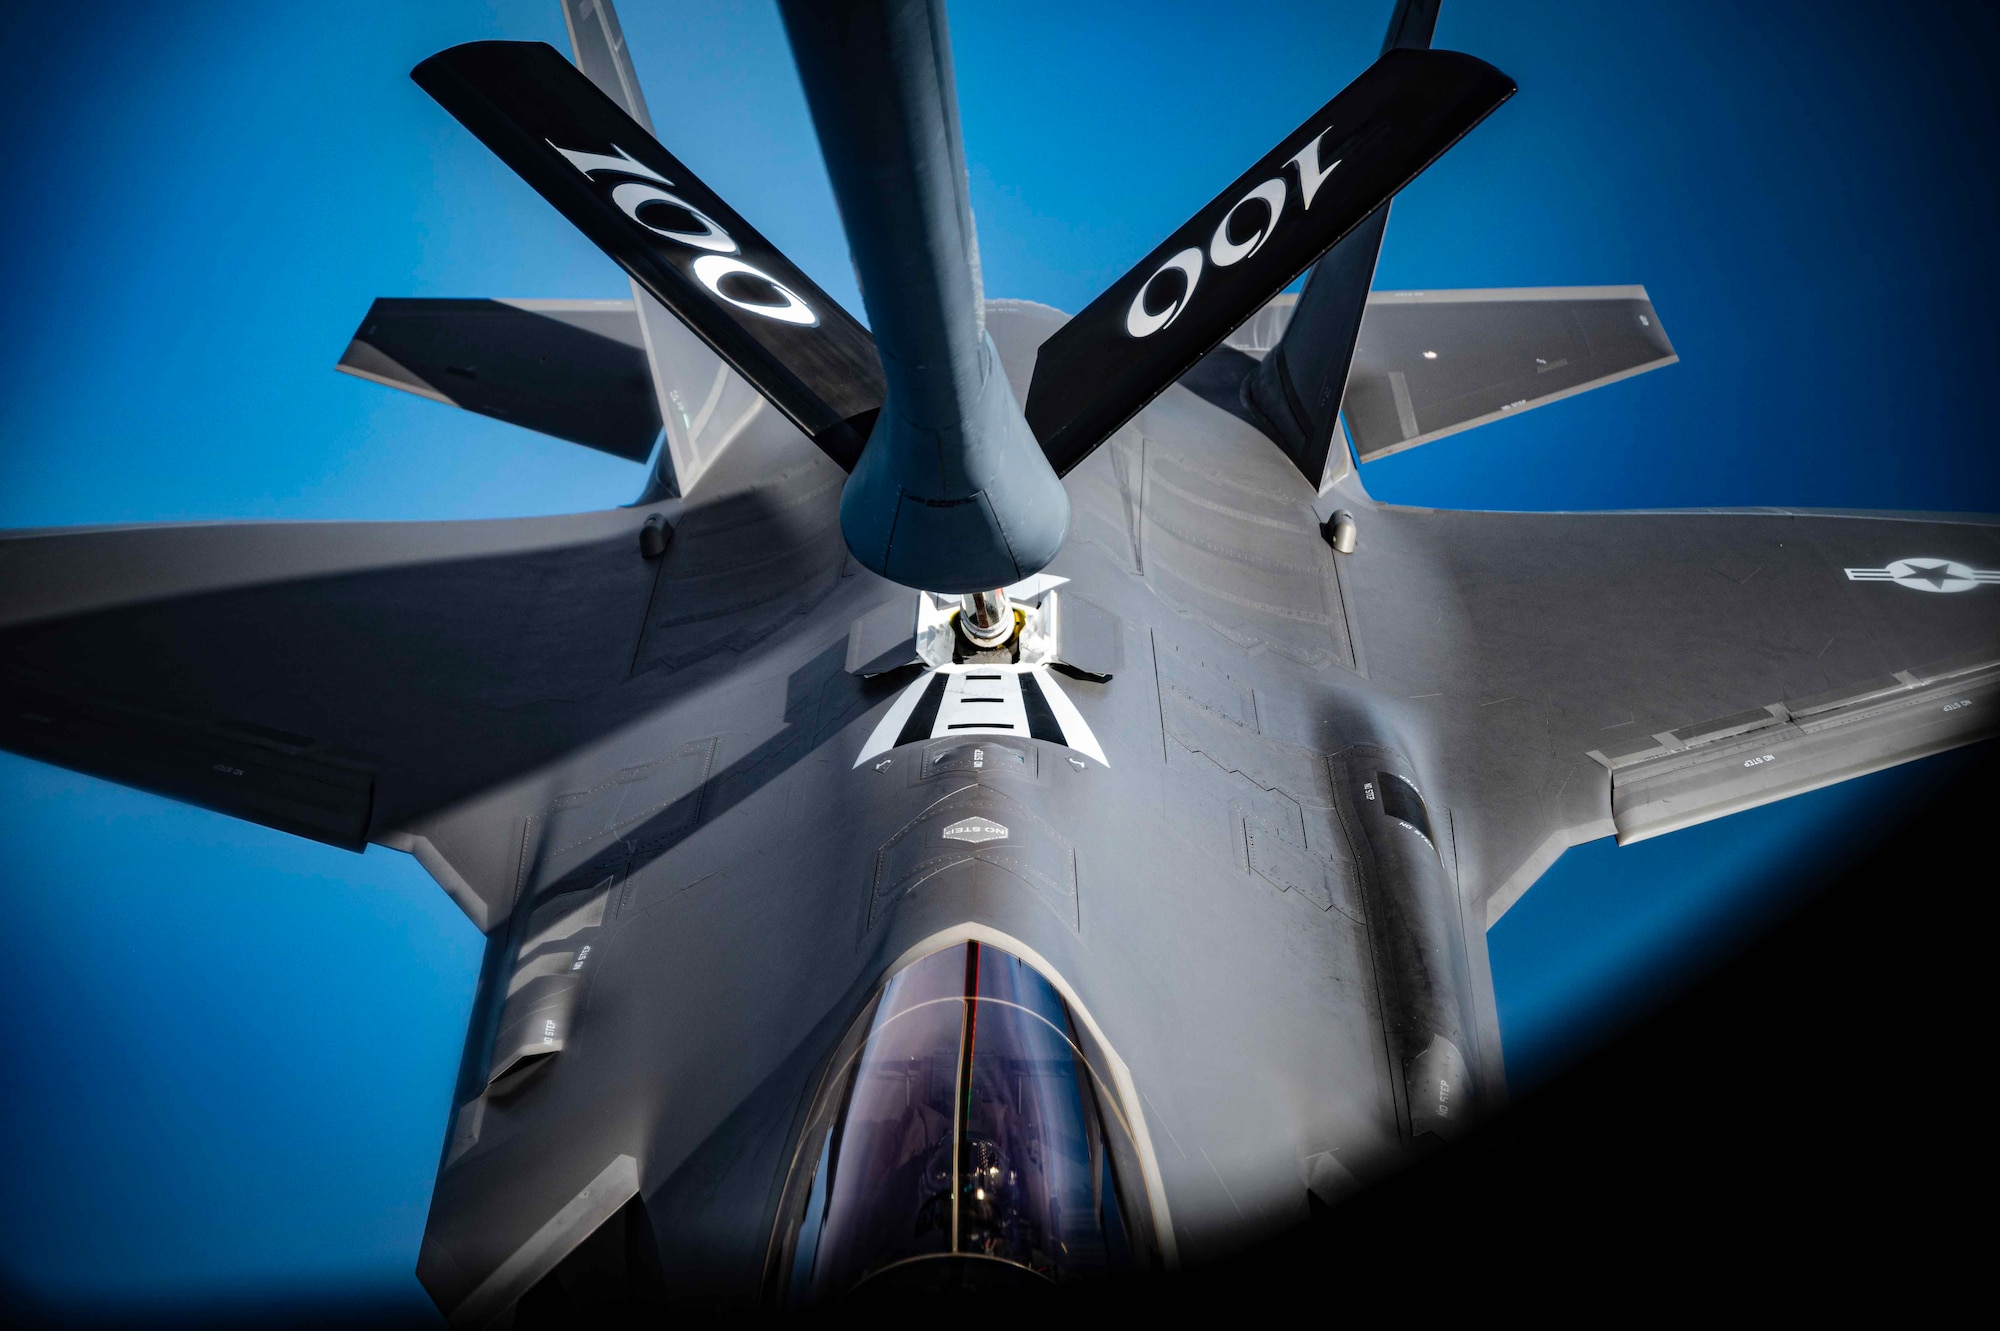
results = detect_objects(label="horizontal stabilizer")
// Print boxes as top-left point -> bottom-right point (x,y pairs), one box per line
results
2,678 -> 374,850
1341,285 -> 1676,461
337,297 -> 660,461
1025,47 -> 1515,475
1238,0 -> 1440,488
1238,206 -> 1386,488
557,0 -> 758,497
413,41 -> 885,469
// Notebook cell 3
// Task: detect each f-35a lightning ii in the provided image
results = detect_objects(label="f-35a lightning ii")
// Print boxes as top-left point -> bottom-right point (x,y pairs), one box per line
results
3,0 -> 1995,1320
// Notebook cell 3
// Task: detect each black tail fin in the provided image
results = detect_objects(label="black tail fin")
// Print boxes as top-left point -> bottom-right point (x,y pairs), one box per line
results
1244,0 -> 1441,486
1022,42 -> 1512,476
413,41 -> 884,470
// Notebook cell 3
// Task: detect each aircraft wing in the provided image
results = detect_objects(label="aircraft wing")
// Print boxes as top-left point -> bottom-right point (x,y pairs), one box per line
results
0,432 -> 851,930
1339,504 -> 2000,922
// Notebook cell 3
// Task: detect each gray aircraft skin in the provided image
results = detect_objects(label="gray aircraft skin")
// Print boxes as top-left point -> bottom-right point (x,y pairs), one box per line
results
4,0 -> 1998,1320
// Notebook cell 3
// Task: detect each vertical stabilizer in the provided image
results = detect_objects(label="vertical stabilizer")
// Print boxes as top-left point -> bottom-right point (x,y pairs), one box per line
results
561,0 -> 754,497
1244,0 -> 1440,488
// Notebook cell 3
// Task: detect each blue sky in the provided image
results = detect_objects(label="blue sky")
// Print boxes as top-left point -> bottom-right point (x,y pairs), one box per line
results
1,0 -> 1995,1320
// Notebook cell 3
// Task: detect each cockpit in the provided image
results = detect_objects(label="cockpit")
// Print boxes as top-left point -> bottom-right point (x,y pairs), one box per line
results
770,940 -> 1159,1299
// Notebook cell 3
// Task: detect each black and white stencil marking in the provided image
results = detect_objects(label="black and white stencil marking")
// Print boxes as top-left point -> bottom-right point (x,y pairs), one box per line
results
855,666 -> 1108,766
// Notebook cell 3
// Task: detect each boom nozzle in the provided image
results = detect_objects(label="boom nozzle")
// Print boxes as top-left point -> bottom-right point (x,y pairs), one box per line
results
958,589 -> 1015,648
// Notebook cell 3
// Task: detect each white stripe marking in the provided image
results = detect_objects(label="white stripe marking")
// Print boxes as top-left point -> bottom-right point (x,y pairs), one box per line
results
852,665 -> 1110,767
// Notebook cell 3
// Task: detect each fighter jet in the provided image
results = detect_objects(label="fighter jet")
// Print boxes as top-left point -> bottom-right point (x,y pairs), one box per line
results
3,0 -> 1995,1320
